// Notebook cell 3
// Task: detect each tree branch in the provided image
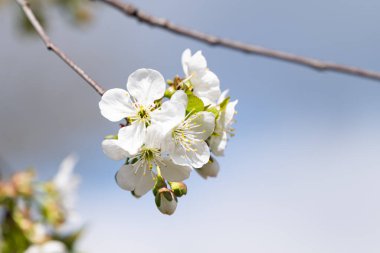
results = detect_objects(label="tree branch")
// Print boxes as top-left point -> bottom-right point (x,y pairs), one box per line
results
16,0 -> 105,96
99,0 -> 380,83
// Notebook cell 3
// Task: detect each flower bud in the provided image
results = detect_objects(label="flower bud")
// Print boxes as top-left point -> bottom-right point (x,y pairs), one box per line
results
155,188 -> 177,215
0,182 -> 16,199
164,86 -> 176,98
131,190 -> 141,199
196,157 -> 220,179
172,76 -> 182,87
169,182 -> 187,197
12,170 -> 35,196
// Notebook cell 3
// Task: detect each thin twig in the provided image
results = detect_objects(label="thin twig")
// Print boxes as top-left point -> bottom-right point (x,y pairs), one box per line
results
16,0 -> 105,96
99,0 -> 380,82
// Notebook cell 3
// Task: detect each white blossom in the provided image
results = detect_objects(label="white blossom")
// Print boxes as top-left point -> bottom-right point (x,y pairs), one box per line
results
209,90 -> 238,156
24,241 -> 67,253
196,157 -> 220,179
99,69 -> 167,155
115,125 -> 191,197
99,52 -> 237,214
181,49 -> 221,105
53,154 -> 80,224
159,91 -> 216,168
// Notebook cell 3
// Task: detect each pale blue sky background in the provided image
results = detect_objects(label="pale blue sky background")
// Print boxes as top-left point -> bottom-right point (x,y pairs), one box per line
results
1,0 -> 380,252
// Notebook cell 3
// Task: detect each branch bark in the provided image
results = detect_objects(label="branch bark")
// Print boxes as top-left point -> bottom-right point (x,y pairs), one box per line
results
16,0 -> 105,96
99,0 -> 380,83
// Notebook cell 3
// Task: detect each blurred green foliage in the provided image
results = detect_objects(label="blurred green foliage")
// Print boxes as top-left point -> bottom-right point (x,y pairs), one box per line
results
2,0 -> 93,33
0,169 -> 82,253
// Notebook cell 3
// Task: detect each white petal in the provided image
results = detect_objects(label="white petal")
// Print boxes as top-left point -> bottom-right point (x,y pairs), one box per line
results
168,147 -> 188,167
181,48 -> 192,76
190,112 -> 215,140
186,141 -> 210,168
160,157 -> 192,182
101,139 -> 129,160
53,155 -> 79,215
196,157 -> 220,179
118,121 -> 146,155
192,70 -> 221,105
150,100 -> 185,134
209,132 -> 227,156
185,50 -> 207,75
127,68 -> 165,106
144,125 -> 164,149
170,90 -> 188,108
99,88 -> 135,122
115,164 -> 143,191
53,154 -> 78,189
218,89 -> 230,104
170,140 -> 210,168
160,133 -> 176,157
224,99 -> 238,126
134,172 -> 155,197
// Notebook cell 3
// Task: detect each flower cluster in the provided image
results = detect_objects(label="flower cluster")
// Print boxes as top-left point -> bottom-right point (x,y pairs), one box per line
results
99,49 -> 238,215
0,155 -> 82,253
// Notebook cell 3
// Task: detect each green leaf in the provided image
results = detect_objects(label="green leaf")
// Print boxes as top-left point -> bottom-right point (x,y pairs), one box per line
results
186,94 -> 204,115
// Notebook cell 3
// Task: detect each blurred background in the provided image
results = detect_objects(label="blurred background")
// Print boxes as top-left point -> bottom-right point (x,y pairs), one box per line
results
1,0 -> 380,252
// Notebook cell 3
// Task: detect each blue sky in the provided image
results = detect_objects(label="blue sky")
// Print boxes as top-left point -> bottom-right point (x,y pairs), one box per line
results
1,0 -> 380,252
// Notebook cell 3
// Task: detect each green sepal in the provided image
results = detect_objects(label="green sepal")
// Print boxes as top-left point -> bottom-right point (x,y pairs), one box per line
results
126,157 -> 139,165
162,190 -> 173,202
131,191 -> 141,199
153,175 -> 167,196
155,192 -> 161,207
104,134 -> 117,140
164,86 -> 176,98
219,97 -> 230,111
206,107 -> 219,118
